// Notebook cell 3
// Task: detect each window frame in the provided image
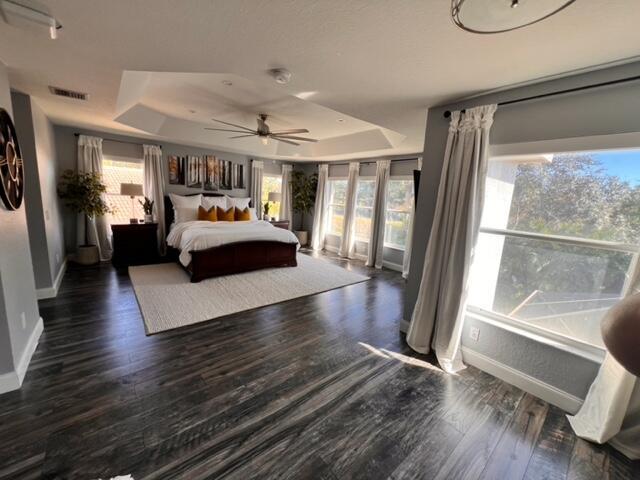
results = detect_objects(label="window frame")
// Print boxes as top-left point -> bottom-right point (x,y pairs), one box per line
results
383,175 -> 414,251
261,173 -> 283,218
326,177 -> 348,237
468,215 -> 640,359
354,176 -> 375,243
102,155 -> 145,225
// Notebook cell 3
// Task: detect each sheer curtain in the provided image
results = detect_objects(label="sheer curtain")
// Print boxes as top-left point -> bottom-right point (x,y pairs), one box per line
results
407,105 -> 497,373
568,261 -> 640,459
251,160 -> 264,218
366,160 -> 391,268
279,164 -> 293,229
338,162 -> 359,258
403,157 -> 422,279
143,144 -> 166,255
311,164 -> 329,251
77,135 -> 112,261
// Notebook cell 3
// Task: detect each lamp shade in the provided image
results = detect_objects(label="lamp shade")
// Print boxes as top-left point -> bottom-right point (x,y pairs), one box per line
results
120,183 -> 143,197
601,293 -> 640,376
268,192 -> 282,203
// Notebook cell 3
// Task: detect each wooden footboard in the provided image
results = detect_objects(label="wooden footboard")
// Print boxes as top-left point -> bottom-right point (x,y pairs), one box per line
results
186,241 -> 298,282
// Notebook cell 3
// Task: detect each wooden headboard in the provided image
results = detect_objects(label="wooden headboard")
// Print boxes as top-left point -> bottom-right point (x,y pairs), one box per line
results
164,193 -> 252,232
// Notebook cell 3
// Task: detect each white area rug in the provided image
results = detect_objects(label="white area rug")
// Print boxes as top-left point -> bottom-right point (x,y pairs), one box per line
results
129,254 -> 369,334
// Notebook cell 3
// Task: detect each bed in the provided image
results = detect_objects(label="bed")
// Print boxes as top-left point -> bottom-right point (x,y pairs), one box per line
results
164,193 -> 299,282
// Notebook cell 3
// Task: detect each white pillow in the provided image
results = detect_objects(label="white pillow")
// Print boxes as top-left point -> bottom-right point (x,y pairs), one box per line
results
201,196 -> 228,210
169,193 -> 202,223
227,196 -> 251,210
174,206 -> 199,224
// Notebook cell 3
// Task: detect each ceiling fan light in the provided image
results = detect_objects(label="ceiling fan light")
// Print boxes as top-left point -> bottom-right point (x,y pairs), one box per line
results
261,136 -> 269,146
451,0 -> 576,34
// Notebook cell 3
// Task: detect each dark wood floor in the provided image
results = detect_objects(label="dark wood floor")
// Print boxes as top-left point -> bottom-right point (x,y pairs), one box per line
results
0,252 -> 638,480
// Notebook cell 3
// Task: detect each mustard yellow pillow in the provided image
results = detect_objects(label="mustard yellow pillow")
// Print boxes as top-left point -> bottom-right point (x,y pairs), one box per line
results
216,206 -> 235,221
197,205 -> 217,222
235,207 -> 252,221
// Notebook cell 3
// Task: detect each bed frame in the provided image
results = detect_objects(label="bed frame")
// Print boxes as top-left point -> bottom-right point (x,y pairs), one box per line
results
164,193 -> 297,282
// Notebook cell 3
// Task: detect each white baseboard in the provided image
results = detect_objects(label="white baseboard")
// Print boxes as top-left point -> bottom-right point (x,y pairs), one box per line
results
461,346 -> 583,414
400,318 -> 410,332
382,260 -> 402,272
0,317 -> 44,394
36,258 -> 67,300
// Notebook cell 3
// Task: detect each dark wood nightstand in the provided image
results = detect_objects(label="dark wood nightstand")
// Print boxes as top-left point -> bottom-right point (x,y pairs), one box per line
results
111,223 -> 159,267
269,219 -> 290,230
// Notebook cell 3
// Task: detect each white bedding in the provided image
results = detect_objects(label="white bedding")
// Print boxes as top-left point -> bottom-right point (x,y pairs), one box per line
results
167,220 -> 300,266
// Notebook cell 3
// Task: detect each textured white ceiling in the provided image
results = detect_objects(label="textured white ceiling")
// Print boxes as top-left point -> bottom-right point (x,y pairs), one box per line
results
1,0 -> 640,160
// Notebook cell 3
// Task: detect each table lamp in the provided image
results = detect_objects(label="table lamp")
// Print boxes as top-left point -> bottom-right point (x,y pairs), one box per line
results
601,293 -> 640,376
120,183 -> 143,223
268,192 -> 281,220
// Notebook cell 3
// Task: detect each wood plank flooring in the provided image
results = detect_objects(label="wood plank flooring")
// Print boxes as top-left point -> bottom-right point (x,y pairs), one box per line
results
0,251 -> 638,479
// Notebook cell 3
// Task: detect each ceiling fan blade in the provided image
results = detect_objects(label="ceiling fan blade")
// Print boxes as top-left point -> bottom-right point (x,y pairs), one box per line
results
270,129 -> 309,135
210,118 -> 255,132
204,127 -> 257,134
270,136 -> 300,146
271,134 -> 318,143
229,134 -> 257,139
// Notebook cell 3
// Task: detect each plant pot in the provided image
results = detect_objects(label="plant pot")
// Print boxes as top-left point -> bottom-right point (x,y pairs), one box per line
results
294,230 -> 308,247
76,245 -> 100,265
263,214 -> 271,221
144,214 -> 154,223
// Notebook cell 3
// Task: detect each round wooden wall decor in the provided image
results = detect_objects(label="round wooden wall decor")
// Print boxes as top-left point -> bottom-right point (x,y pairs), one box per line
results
0,108 -> 24,210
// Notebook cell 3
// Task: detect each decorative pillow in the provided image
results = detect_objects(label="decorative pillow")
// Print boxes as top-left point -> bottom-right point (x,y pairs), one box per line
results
216,206 -> 235,221
201,195 -> 228,211
235,207 -> 252,221
169,193 -> 202,223
174,206 -> 199,224
197,206 -> 217,222
227,196 -> 251,210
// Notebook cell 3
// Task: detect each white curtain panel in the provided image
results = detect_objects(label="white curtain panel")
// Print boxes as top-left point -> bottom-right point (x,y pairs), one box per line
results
251,160 -> 264,217
76,135 -> 112,261
338,162 -> 360,258
366,160 -> 391,268
279,164 -> 293,229
402,156 -> 422,279
568,261 -> 640,459
311,164 -> 329,251
407,105 -> 497,373
143,144 -> 166,255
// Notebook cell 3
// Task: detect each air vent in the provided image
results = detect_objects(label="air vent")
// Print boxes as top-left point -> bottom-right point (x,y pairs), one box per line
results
48,86 -> 89,101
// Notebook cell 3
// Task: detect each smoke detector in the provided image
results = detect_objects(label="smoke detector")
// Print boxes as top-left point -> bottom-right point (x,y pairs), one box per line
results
268,68 -> 292,85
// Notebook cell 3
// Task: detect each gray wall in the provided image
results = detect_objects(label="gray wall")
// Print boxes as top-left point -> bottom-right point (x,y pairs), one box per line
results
11,92 -> 65,291
405,60 -> 640,399
0,63 -> 40,377
54,126 -> 276,254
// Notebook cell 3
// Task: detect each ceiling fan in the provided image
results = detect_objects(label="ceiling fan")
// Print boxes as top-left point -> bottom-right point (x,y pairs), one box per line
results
205,114 -> 318,146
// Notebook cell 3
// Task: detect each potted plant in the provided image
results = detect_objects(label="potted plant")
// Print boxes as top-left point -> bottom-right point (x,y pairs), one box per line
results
263,201 -> 271,221
139,197 -> 154,223
58,169 -> 111,265
290,170 -> 318,247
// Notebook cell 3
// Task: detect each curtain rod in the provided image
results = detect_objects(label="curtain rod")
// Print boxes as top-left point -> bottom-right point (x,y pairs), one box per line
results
73,133 -> 161,148
324,156 -> 420,167
443,73 -> 640,118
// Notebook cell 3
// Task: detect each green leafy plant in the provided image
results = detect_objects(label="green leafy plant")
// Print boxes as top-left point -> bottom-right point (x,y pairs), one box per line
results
139,197 -> 154,215
58,169 -> 111,246
290,170 -> 318,231
263,201 -> 270,217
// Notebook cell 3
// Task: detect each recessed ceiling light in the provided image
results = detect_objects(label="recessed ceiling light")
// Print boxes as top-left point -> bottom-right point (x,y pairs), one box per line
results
268,68 -> 292,85
188,109 -> 196,114
221,80 -> 233,86
1,0 -> 62,39
337,118 -> 345,123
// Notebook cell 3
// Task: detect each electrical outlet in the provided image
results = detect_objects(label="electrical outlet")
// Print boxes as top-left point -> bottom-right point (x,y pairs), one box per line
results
470,326 -> 480,342
21,312 -> 26,329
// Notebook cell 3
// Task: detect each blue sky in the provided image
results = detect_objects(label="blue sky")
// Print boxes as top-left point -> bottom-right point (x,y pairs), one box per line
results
590,150 -> 640,186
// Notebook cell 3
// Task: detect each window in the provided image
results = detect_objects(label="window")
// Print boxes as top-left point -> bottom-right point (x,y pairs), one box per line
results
384,179 -> 414,249
327,179 -> 347,235
355,179 -> 375,241
468,151 -> 640,349
102,157 -> 145,225
261,174 -> 282,218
